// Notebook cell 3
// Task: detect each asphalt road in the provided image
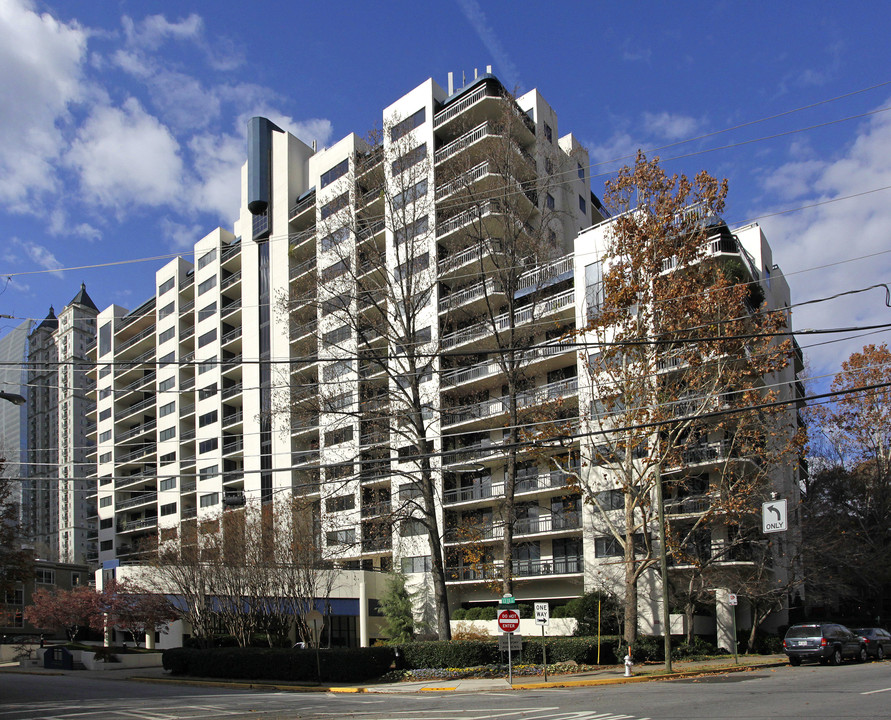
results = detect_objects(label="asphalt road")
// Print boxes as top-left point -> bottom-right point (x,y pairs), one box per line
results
1,662 -> 890,720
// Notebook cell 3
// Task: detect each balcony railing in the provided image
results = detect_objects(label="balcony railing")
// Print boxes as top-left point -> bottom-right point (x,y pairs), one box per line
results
116,516 -> 157,532
665,494 -> 713,516
221,270 -> 242,290
438,242 -> 485,275
114,396 -> 155,421
438,277 -> 502,313
361,501 -> 392,518
441,289 -> 574,350
116,492 -> 157,510
516,255 -> 574,291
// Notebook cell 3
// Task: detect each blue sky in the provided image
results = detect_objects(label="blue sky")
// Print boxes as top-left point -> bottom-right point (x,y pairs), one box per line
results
1,0 -> 890,384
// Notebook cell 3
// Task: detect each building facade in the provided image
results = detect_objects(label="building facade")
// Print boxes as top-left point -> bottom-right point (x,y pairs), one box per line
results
88,72 -> 801,642
25,286 -> 98,564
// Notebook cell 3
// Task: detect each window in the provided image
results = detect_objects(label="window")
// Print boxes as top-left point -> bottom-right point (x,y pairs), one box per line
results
197,248 -> 217,270
320,158 -> 349,188
199,410 -> 218,427
198,329 -> 217,348
160,477 -> 176,491
99,322 -> 112,356
327,462 -> 353,481
99,365 -> 111,378
400,519 -> 426,537
159,401 -> 175,418
99,452 -> 112,464
594,536 -> 623,558
159,352 -> 175,368
595,489 -> 624,511
329,391 -> 353,411
394,215 -> 428,245
401,555 -> 432,573
390,107 -> 426,141
198,384 -> 217,400
35,569 -> 55,585
99,517 -> 113,529
198,356 -> 217,374
546,193 -> 555,210
392,143 -> 426,175
321,259 -> 350,282
323,325 -> 350,347
158,302 -> 175,320
578,195 -> 586,214
100,540 -> 113,552
394,180 -> 427,209
322,293 -> 351,316
99,496 -> 112,508
199,438 -> 219,454
197,276 -> 217,296
160,502 -> 177,516
99,408 -> 111,421
544,123 -> 553,142
320,192 -> 348,220
200,493 -> 220,508
326,494 -> 355,512
323,360 -> 352,382
396,251 -> 429,280
199,465 -> 218,479
326,528 -> 355,546
198,302 -> 217,322
398,483 -> 422,500
158,277 -> 175,295
160,427 -> 176,441
160,451 -> 176,465
99,430 -> 111,443
99,388 -> 111,400
320,226 -> 349,251
325,425 -> 354,446
159,377 -> 175,392
577,162 -> 585,180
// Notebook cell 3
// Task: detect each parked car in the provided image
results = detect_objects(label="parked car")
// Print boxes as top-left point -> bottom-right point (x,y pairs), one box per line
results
851,627 -> 891,660
783,623 -> 867,666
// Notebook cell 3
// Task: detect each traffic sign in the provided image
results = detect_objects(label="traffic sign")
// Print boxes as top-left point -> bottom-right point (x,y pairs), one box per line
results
728,593 -> 738,606
534,602 -> 550,626
762,499 -> 788,534
497,608 -> 521,633
500,594 -> 516,606
498,633 -> 522,652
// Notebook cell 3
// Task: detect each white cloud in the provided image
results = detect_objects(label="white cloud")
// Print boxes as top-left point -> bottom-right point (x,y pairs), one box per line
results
642,111 -> 701,141
122,13 -> 203,50
0,0 -> 86,208
188,134 -> 243,223
585,132 -> 641,166
65,97 -> 184,211
160,217 -> 204,251
11,238 -> 64,277
758,98 -> 891,377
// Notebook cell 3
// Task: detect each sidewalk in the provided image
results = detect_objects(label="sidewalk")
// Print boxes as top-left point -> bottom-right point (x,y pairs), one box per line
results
1,655 -> 788,693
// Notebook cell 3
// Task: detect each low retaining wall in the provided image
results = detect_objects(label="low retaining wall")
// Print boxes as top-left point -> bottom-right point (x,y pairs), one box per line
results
81,651 -> 164,671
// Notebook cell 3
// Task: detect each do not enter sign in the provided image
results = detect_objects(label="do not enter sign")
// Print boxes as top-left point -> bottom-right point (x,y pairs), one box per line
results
498,608 -> 520,633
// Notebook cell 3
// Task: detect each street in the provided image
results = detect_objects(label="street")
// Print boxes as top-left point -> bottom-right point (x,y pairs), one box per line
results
1,662 -> 891,720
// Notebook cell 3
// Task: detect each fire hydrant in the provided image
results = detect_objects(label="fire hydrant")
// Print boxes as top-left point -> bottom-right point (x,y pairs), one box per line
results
624,648 -> 633,677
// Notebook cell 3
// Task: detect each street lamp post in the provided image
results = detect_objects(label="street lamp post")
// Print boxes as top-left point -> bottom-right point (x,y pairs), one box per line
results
0,391 -> 26,406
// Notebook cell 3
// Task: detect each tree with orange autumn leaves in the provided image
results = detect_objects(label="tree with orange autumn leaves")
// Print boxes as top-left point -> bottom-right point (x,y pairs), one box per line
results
550,152 -> 802,644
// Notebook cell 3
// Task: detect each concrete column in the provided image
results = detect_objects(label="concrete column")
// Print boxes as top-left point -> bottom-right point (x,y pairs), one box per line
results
145,631 -> 155,650
715,588 -> 735,653
359,575 -> 369,648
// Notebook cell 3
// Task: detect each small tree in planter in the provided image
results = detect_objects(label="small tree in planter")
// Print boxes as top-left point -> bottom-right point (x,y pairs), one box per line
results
24,586 -> 104,643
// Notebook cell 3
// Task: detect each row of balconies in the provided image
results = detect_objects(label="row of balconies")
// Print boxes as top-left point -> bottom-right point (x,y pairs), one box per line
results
446,555 -> 583,582
443,511 -> 582,544
442,377 -> 578,428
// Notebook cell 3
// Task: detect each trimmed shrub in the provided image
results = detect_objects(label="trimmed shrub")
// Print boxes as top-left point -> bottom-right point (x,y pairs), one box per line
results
398,641 -> 500,669
517,603 -> 534,619
465,607 -> 482,621
621,635 -> 724,663
451,608 -> 467,620
523,636 -> 621,665
162,646 -> 394,682
479,607 -> 497,621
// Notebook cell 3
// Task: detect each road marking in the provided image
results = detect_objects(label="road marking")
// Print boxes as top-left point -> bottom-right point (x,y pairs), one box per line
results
862,687 -> 891,695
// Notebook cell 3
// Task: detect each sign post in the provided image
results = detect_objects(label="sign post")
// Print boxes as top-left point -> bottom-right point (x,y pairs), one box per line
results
497,608 -> 521,684
304,609 -> 324,681
727,593 -> 739,665
534,602 -> 550,682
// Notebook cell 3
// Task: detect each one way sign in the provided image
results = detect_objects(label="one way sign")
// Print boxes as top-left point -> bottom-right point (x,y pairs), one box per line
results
762,499 -> 788,534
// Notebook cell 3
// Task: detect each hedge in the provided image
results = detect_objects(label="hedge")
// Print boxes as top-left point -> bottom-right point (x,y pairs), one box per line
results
162,646 -> 394,682
398,636 -> 622,669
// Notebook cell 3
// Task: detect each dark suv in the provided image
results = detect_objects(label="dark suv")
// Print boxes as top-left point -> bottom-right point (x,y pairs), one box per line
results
784,623 -> 867,666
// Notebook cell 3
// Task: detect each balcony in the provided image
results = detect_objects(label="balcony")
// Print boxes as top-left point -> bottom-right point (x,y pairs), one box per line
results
441,289 -> 574,350
441,342 -> 571,389
438,278 -> 502,314
115,492 -> 157,511
289,256 -> 316,281
117,419 -> 157,443
114,396 -> 155,422
222,410 -> 244,428
361,501 -> 392,518
221,326 -> 242,346
221,384 -> 243,400
442,378 -> 577,428
664,494 -> 713,516
221,270 -> 242,291
116,516 -> 158,533
117,443 -> 156,464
